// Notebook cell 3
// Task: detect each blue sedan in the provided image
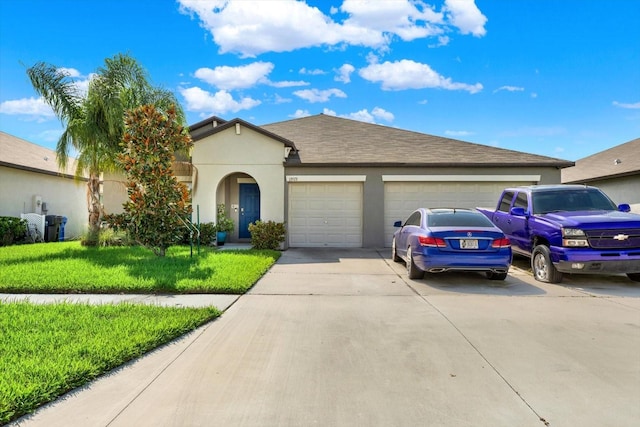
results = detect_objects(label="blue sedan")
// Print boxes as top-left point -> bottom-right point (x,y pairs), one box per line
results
392,208 -> 512,280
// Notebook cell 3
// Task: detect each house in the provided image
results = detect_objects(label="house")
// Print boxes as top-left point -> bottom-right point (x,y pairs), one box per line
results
561,137 -> 640,212
0,131 -> 87,239
190,114 -> 573,248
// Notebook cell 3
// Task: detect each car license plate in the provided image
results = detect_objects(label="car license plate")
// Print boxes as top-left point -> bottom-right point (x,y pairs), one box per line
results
460,239 -> 478,249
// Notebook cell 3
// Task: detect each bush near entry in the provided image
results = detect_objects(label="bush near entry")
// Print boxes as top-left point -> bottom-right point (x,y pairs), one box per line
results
248,220 -> 286,250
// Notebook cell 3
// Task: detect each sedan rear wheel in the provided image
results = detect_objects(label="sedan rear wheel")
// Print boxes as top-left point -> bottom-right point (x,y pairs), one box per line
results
406,246 -> 424,280
391,238 -> 401,262
486,271 -> 508,281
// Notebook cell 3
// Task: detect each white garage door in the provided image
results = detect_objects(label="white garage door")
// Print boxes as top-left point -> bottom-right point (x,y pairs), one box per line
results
383,181 -> 533,247
289,182 -> 363,247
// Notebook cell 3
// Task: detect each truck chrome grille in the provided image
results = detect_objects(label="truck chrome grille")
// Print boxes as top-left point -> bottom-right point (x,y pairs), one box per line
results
585,228 -> 640,249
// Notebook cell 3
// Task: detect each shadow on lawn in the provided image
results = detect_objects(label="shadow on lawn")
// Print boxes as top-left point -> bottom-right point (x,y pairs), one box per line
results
1,245 -> 217,293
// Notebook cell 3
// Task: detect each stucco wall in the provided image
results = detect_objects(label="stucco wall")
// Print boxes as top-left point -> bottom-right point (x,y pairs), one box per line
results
192,125 -> 286,233
0,166 -> 87,239
584,175 -> 640,213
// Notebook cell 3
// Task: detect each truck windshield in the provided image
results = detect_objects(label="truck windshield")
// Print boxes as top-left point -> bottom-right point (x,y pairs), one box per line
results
532,189 -> 617,214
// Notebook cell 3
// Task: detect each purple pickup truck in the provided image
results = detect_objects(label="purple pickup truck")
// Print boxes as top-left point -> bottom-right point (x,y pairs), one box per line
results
477,185 -> 640,283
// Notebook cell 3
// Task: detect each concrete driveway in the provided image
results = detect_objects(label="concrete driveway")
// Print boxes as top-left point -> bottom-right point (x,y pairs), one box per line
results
14,249 -> 640,427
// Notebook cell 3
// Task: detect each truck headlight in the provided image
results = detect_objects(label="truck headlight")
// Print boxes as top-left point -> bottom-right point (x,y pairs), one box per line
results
562,228 -> 589,247
562,228 -> 585,237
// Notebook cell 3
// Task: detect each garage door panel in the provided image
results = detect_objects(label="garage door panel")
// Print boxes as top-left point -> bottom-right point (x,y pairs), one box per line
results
289,182 -> 363,247
384,181 -> 532,247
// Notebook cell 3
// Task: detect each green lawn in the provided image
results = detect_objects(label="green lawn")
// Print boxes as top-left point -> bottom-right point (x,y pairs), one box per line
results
0,242 -> 280,293
0,302 -> 220,424
0,242 -> 280,423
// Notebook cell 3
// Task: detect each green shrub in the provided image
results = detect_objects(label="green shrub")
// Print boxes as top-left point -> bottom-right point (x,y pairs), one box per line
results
248,220 -> 286,250
0,217 -> 27,246
198,222 -> 216,246
98,228 -> 134,247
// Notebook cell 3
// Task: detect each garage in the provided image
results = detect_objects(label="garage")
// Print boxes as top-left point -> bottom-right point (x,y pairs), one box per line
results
382,177 -> 538,246
288,180 -> 363,247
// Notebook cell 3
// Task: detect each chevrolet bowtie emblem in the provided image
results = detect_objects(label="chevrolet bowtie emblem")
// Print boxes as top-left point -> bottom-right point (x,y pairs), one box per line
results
613,234 -> 629,241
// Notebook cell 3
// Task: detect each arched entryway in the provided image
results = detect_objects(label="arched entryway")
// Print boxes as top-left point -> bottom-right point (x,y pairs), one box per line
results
215,172 -> 260,242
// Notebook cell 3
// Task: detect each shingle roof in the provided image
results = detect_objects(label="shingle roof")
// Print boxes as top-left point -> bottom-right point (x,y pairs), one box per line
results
0,131 -> 81,178
562,138 -> 640,183
261,114 -> 573,167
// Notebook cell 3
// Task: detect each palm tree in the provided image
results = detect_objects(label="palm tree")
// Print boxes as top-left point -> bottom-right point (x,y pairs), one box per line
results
26,53 -> 184,243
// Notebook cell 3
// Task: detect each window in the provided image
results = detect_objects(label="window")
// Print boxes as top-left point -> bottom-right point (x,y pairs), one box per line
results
498,192 -> 514,212
513,192 -> 528,211
405,211 -> 421,226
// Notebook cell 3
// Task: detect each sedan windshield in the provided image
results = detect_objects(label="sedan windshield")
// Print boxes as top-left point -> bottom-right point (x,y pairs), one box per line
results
427,212 -> 494,227
532,189 -> 617,214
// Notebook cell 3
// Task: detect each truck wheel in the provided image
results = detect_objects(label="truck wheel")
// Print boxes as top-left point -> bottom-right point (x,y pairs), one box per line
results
391,237 -> 401,262
532,245 -> 563,283
627,273 -> 640,282
406,246 -> 424,279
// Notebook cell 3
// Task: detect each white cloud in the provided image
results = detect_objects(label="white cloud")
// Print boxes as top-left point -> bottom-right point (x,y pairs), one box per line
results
372,106 -> 394,122
37,129 -> 63,142
274,94 -> 292,104
293,88 -> 347,103
57,67 -> 82,78
445,130 -> 474,137
429,35 -> 450,48
343,107 -> 394,124
340,0 -> 444,41
323,108 -> 337,116
177,0 -> 485,57
345,109 -> 377,123
335,64 -> 355,83
179,86 -> 261,114
268,80 -> 309,88
0,97 -> 55,120
444,0 -> 487,37
613,101 -> 640,109
290,109 -> 311,118
359,59 -> 482,93
494,86 -> 525,93
300,68 -> 326,75
194,62 -> 273,90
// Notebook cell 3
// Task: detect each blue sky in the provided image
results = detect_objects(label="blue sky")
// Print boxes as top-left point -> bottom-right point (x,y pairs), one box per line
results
1,0 -> 638,161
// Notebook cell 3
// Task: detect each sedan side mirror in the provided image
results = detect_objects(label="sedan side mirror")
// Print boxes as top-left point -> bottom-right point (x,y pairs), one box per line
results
618,204 -> 631,213
393,220 -> 402,228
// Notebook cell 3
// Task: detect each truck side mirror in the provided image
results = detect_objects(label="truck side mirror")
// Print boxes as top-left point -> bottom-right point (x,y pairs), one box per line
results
510,207 -> 528,217
618,204 -> 631,213
393,220 -> 402,227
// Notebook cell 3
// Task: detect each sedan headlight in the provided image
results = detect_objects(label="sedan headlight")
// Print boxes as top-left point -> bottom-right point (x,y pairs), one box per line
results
562,228 -> 589,247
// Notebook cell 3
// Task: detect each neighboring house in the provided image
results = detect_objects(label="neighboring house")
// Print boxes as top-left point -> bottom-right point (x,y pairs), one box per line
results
190,114 -> 573,248
0,131 -> 87,239
562,138 -> 640,212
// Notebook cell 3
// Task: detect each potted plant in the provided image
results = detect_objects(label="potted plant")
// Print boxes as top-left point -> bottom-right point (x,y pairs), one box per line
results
215,204 -> 234,246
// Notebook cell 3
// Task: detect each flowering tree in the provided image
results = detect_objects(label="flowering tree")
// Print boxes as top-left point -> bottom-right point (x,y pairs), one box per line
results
107,104 -> 192,256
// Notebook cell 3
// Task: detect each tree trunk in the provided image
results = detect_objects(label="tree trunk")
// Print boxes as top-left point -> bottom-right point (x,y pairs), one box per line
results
87,172 -> 102,236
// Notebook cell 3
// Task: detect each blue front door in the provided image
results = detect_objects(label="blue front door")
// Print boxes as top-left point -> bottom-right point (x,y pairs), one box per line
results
239,183 -> 260,239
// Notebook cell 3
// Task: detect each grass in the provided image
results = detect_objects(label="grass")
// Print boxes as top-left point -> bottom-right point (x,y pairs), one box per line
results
0,302 -> 220,424
0,241 -> 280,294
0,241 -> 281,423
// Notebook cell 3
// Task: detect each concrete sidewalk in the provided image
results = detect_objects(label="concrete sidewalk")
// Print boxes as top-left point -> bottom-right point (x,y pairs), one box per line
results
10,248 -> 640,427
0,293 -> 239,311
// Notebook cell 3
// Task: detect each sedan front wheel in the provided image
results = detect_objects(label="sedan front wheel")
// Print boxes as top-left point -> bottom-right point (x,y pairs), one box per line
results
392,238 -> 401,262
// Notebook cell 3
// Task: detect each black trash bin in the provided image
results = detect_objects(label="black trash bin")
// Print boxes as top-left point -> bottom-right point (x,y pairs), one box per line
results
45,215 -> 63,242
